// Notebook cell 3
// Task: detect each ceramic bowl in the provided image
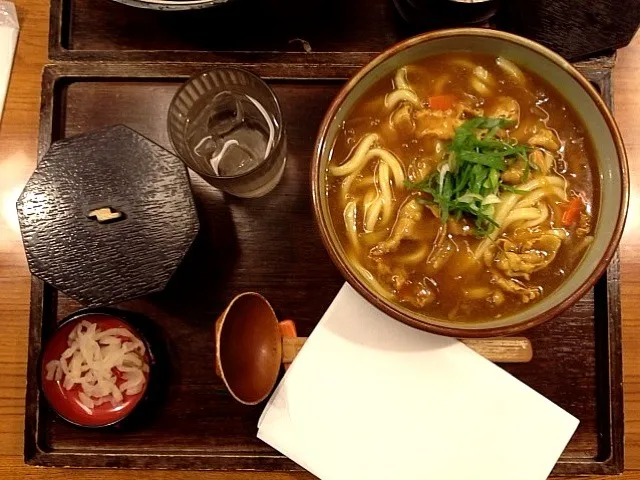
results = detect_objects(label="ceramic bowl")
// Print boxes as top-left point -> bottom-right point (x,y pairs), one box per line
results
311,28 -> 628,337
109,0 -> 233,11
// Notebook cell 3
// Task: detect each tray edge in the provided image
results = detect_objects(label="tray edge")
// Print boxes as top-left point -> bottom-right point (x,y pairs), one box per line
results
23,62 -> 624,475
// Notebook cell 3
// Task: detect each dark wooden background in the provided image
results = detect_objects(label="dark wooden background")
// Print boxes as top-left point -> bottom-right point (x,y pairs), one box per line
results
49,0 -> 640,62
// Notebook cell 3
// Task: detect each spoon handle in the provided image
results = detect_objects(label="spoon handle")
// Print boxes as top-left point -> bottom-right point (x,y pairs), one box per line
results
282,336 -> 306,364
459,338 -> 533,363
281,336 -> 532,364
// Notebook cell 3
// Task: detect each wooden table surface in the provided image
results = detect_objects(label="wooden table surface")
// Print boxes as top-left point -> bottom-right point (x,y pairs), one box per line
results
0,1 -> 638,479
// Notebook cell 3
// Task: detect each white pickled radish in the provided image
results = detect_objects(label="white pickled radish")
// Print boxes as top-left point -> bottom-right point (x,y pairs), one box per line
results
119,370 -> 143,393
45,360 -> 60,381
60,357 -> 70,375
94,328 -> 135,341
61,347 -> 75,360
78,392 -> 95,411
111,382 -> 124,403
44,320 -> 148,411
126,385 -> 143,396
98,335 -> 121,345
93,396 -> 111,407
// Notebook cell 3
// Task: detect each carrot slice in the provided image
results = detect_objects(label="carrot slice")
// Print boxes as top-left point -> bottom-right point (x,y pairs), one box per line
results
562,197 -> 583,227
428,94 -> 457,110
279,320 -> 297,338
279,320 -> 297,371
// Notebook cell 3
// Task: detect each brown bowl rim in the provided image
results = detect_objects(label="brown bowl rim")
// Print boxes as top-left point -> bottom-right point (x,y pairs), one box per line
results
311,27 -> 629,338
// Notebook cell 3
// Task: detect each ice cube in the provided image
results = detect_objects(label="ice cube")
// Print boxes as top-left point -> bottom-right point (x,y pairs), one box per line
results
191,134 -> 218,160
216,141 -> 260,177
207,91 -> 245,137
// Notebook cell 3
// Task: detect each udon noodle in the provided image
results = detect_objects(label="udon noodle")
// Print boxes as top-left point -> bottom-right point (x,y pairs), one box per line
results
326,53 -> 598,322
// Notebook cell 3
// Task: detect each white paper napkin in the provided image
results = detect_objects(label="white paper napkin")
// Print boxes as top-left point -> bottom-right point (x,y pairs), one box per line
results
0,1 -> 19,124
258,283 -> 579,480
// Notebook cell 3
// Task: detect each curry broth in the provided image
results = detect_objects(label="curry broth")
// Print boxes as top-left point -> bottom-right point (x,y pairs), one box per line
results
327,53 -> 599,321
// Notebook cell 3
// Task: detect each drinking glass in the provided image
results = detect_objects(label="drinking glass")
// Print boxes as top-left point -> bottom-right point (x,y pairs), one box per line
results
168,67 -> 287,198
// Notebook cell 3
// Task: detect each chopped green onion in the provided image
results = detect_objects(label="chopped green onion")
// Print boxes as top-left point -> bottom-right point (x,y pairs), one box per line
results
406,116 -> 532,236
482,194 -> 501,205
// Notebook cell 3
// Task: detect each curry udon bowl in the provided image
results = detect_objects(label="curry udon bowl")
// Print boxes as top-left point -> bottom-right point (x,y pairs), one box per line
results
311,28 -> 628,337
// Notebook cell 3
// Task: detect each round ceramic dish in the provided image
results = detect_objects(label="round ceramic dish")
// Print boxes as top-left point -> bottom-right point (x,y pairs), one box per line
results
311,28 -> 629,337
109,0 -> 233,11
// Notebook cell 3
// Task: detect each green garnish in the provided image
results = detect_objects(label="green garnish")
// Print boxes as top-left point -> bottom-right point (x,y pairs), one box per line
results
500,184 -> 527,195
406,116 -> 532,237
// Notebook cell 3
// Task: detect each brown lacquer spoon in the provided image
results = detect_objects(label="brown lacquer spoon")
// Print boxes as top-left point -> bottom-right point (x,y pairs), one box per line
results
214,292 -> 533,405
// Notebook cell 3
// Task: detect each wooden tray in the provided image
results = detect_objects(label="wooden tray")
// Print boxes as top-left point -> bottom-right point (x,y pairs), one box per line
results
49,0 -> 640,63
24,61 -> 623,475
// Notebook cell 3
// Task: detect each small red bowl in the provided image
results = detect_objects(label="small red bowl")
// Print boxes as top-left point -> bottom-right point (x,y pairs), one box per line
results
40,311 -> 152,428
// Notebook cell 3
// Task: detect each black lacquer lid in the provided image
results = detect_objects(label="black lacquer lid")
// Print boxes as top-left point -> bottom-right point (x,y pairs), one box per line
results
16,125 -> 200,307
